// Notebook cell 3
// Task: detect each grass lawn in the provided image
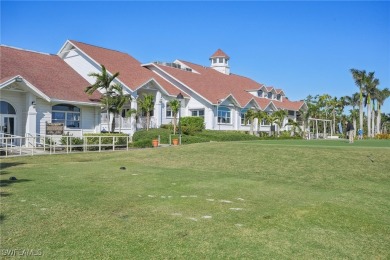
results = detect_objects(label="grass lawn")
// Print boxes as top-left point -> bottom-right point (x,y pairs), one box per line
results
1,139 -> 389,259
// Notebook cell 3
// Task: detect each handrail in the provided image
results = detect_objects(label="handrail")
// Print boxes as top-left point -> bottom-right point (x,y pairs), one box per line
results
0,134 -> 131,157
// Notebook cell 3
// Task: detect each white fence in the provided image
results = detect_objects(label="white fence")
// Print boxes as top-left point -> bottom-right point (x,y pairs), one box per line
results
0,134 -> 131,157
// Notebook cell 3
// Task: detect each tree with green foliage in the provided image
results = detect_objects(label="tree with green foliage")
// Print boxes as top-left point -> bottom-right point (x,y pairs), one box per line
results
272,110 -> 288,136
255,110 -> 267,135
85,64 -> 120,133
244,109 -> 257,135
363,72 -> 379,137
167,99 -> 181,135
137,94 -> 155,131
350,69 -> 366,134
375,88 -> 390,134
100,84 -> 132,133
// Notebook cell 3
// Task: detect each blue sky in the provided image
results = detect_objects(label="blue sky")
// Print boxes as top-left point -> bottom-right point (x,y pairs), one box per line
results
2,1 -> 390,113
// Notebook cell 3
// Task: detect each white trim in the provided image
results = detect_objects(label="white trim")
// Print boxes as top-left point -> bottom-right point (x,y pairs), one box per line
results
143,63 -> 213,105
50,99 -> 101,107
60,40 -> 133,93
0,76 -> 51,102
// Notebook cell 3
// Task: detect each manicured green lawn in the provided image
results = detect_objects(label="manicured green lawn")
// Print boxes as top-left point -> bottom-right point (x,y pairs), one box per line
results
1,139 -> 389,259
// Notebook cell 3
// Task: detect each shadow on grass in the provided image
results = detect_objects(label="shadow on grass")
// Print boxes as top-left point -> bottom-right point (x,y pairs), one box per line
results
0,191 -> 11,197
0,214 -> 5,224
0,162 -> 25,171
0,179 -> 32,187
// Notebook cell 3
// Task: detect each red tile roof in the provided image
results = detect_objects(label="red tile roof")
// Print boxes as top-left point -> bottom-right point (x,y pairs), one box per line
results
69,40 -> 183,96
1,46 -> 101,104
210,49 -> 230,59
152,60 -> 305,111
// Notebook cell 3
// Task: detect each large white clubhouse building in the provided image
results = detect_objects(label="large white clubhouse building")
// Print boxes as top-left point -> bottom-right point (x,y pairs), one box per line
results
1,40 -> 306,139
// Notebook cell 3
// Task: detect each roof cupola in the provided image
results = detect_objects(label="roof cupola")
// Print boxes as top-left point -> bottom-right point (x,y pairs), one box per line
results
209,49 -> 230,75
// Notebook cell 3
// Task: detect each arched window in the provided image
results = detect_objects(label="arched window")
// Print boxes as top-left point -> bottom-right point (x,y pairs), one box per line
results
52,104 -> 80,128
0,101 -> 16,114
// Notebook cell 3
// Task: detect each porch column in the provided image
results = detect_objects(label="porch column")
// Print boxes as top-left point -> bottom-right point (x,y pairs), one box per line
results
25,94 -> 37,147
130,97 -> 138,134
155,91 -> 162,128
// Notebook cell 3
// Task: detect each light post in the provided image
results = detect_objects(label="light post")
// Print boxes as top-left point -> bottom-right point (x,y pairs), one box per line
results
177,93 -> 184,136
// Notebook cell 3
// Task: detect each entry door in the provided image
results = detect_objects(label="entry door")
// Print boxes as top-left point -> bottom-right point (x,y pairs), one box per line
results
0,116 -> 15,136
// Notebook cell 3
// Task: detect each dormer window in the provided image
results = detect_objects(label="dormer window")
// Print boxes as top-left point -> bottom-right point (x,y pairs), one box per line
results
257,90 -> 263,97
268,92 -> 273,99
277,94 -> 281,101
219,58 -> 223,63
213,58 -> 217,64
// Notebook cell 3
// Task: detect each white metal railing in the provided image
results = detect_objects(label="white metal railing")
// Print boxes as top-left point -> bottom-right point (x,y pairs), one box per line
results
0,134 -> 131,157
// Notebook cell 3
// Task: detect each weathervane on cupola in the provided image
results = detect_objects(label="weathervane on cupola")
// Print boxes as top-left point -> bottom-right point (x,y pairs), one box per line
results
209,49 -> 230,75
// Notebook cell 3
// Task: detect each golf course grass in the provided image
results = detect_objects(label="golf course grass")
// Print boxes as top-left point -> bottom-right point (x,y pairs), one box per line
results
1,139 -> 389,259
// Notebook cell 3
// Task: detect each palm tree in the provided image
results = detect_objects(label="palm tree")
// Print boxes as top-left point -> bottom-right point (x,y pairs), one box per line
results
350,69 -> 366,134
286,118 -> 302,136
344,93 -> 360,135
243,109 -> 257,135
100,84 -> 132,133
137,93 -> 155,131
167,99 -> 181,135
272,110 -> 287,136
85,64 -> 120,133
265,112 -> 277,136
255,110 -> 267,135
375,88 -> 390,134
363,72 -> 380,138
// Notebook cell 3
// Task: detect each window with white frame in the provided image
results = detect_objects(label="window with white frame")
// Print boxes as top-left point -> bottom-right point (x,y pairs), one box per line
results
240,109 -> 248,125
191,109 -> 204,117
218,106 -> 231,124
268,92 -> 273,99
166,105 -> 173,118
257,90 -> 263,97
288,110 -> 295,116
219,57 -> 224,63
52,104 -> 80,128
277,94 -> 281,101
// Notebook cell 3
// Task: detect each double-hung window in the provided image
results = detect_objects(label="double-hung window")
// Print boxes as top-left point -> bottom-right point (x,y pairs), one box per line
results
240,109 -> 248,125
218,106 -> 231,124
52,104 -> 80,128
191,109 -> 204,117
166,105 -> 173,118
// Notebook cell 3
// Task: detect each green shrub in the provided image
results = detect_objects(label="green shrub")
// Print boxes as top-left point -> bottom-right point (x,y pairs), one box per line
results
160,123 -> 173,131
180,117 -> 204,135
60,136 -> 84,146
131,139 -> 154,148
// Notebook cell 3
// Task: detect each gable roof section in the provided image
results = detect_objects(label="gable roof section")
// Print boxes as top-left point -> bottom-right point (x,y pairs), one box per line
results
149,59 -> 306,111
68,40 -> 182,96
153,60 -> 265,107
0,45 -> 100,104
273,99 -> 305,111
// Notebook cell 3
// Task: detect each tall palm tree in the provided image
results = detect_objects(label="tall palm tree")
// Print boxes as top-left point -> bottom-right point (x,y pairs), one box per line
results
85,64 -> 120,133
375,88 -> 390,134
244,109 -> 257,135
167,99 -> 181,135
272,110 -> 287,136
100,84 -> 132,133
137,93 -> 155,131
344,93 -> 360,135
255,110 -> 267,135
363,72 -> 380,138
350,69 -> 366,133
